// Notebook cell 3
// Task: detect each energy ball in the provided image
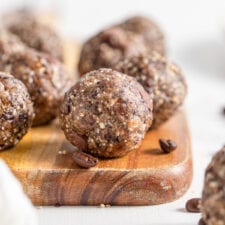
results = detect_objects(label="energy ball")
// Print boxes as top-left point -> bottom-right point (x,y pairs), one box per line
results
115,52 -> 187,128
0,38 -> 72,126
0,72 -> 34,150
0,31 -> 71,126
201,146 -> 225,225
78,26 -> 146,75
78,16 -> 165,75
60,68 -> 153,158
3,9 -> 63,61
120,16 -> 165,55
0,30 -> 25,57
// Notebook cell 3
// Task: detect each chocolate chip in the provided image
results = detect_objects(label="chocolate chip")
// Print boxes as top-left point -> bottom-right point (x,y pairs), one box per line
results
18,112 -> 28,121
72,151 -> 98,168
54,203 -> 61,207
185,198 -> 201,213
198,218 -> 206,225
159,139 -> 177,153
222,107 -> 225,115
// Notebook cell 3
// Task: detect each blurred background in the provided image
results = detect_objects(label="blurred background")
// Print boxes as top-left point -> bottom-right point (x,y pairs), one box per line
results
0,1 -> 225,225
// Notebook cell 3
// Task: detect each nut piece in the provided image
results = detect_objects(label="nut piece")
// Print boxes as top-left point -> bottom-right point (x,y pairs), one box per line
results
159,139 -> 177,153
78,15 -> 165,75
0,32 -> 72,126
0,72 -> 34,150
185,198 -> 201,213
3,9 -> 63,61
201,146 -> 225,225
72,151 -> 98,168
60,68 -> 153,158
116,52 -> 187,128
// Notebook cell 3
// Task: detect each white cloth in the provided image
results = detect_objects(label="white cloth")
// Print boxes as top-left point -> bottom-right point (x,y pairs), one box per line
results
0,160 -> 38,225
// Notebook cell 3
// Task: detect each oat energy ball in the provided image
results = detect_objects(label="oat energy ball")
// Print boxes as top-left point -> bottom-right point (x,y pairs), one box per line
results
0,47 -> 72,126
120,16 -> 165,55
0,30 -> 25,57
115,52 -> 187,128
78,16 -> 165,75
0,73 -> 34,150
201,146 -> 225,225
60,68 -> 153,158
3,9 -> 63,61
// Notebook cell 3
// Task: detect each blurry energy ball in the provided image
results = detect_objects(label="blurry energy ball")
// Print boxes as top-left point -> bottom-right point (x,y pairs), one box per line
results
0,30 -> 72,126
201,146 -> 225,225
2,8 -> 63,61
78,15 -> 165,75
115,52 -> 187,129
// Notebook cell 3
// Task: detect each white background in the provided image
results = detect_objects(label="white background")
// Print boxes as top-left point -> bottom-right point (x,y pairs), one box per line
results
1,0 -> 225,224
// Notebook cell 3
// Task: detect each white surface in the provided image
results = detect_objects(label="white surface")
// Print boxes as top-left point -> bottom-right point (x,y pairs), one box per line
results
1,0 -> 225,225
0,160 -> 38,225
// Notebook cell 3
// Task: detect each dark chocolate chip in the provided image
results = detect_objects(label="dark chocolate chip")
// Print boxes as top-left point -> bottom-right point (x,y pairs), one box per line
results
61,103 -> 71,115
185,198 -> 201,213
223,107 -> 225,115
198,218 -> 206,225
72,151 -> 98,168
18,112 -> 28,121
159,139 -> 177,153
54,203 -> 61,207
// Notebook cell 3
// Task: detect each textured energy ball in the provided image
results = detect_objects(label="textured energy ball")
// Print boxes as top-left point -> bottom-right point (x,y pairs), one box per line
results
60,68 -> 153,158
120,16 -> 165,55
78,16 -> 165,75
201,146 -> 225,225
0,73 -> 34,150
3,9 -> 63,61
0,30 -> 25,57
0,46 -> 72,126
115,52 -> 187,128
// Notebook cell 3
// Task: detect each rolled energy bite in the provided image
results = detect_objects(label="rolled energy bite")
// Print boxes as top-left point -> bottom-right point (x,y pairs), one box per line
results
78,15 -> 165,75
115,52 -> 187,128
0,73 -> 34,150
0,48 -> 72,126
60,68 -> 153,158
0,30 -> 25,57
120,16 -> 165,55
201,146 -> 225,225
3,9 -> 63,61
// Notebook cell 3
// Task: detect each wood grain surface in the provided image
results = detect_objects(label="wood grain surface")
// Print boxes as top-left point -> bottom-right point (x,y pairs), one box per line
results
0,110 -> 192,206
0,40 -> 192,206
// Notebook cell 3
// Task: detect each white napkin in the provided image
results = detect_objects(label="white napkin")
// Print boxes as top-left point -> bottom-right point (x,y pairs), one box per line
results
0,159 -> 38,225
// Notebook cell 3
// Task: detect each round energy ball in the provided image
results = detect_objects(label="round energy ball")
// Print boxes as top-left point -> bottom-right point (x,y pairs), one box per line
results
201,146 -> 225,225
78,16 -> 165,75
3,9 -> 63,61
0,30 -> 25,57
0,72 -> 34,150
60,68 -> 153,158
0,46 -> 72,126
115,52 -> 187,128
120,16 -> 165,55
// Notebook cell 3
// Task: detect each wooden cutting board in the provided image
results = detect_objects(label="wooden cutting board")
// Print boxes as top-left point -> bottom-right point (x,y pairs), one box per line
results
0,40 -> 192,206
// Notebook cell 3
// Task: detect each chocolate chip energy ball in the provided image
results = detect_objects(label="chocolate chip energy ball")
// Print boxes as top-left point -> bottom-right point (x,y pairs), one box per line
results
201,146 -> 225,225
115,52 -> 187,128
3,9 -> 63,61
0,45 -> 72,126
78,16 -> 165,75
0,73 -> 34,150
0,30 -> 25,57
0,30 -> 72,126
120,16 -> 165,55
60,68 -> 153,158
